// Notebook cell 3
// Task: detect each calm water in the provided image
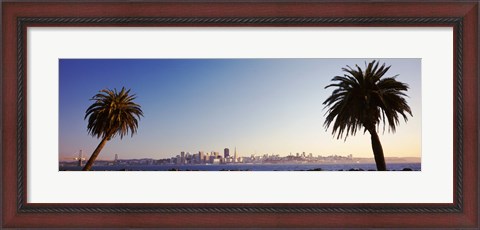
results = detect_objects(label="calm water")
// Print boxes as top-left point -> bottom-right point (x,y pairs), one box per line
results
60,163 -> 420,171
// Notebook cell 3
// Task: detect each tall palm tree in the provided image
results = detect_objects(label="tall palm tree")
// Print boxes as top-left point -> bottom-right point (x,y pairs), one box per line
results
82,87 -> 143,171
323,60 -> 412,171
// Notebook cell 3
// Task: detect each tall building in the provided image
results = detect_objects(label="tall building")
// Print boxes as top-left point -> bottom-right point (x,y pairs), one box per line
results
198,151 -> 204,163
234,147 -> 237,163
114,154 -> 118,165
224,148 -> 230,158
77,150 -> 84,167
180,151 -> 185,164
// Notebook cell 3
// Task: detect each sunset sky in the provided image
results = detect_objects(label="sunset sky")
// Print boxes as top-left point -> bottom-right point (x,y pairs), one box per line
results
59,59 -> 421,161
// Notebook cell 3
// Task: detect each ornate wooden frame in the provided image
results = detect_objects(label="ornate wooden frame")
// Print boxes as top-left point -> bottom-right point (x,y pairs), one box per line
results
2,1 -> 478,228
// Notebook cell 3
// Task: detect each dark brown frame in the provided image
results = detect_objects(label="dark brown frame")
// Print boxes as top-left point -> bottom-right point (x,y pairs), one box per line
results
2,1 -> 478,228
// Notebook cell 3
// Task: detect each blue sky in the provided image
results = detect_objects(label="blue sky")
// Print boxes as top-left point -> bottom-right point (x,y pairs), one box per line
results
59,59 -> 421,161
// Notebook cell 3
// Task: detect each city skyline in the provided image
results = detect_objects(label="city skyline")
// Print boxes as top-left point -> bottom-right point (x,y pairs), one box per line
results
63,147 -> 420,171
64,146 -> 421,162
59,59 -> 421,161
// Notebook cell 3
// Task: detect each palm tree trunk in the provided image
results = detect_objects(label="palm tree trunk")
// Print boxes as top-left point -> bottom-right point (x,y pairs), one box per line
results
368,129 -> 387,171
82,136 -> 109,171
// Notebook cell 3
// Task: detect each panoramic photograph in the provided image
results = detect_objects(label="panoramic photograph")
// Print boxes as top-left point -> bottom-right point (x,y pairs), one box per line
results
59,58 -> 421,171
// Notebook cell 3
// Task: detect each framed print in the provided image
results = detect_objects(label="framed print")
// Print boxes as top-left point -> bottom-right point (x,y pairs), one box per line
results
2,1 -> 478,228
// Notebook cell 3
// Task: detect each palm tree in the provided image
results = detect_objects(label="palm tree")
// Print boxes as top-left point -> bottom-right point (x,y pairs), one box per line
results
323,60 -> 412,171
82,87 -> 143,171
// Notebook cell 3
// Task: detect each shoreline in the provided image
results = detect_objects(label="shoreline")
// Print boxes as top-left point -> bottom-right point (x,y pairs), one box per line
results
59,162 -> 421,172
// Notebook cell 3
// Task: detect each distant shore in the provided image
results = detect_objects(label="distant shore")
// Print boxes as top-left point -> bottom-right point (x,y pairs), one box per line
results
59,162 -> 421,172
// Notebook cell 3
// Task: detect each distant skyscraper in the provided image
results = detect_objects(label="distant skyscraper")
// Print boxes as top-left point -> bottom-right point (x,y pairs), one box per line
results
76,150 -> 84,167
234,147 -> 237,163
198,151 -> 205,163
180,151 -> 185,164
224,148 -> 230,158
114,154 -> 118,165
